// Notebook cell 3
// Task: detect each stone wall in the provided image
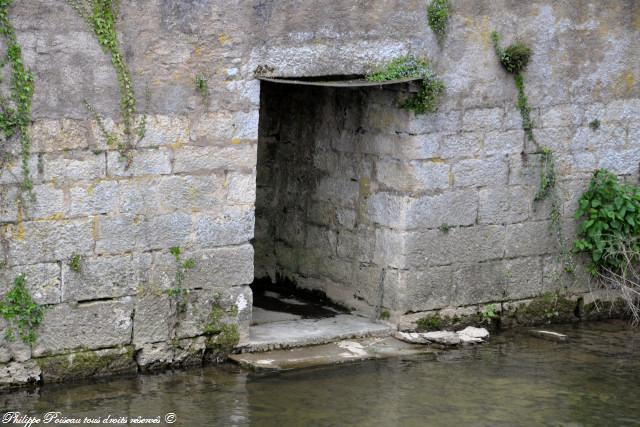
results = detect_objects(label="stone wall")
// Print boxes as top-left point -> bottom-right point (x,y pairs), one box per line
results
255,82 -> 414,315
0,0 -> 639,388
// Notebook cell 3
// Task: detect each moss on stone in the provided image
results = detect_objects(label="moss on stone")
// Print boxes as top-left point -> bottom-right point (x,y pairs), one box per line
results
35,346 -> 136,383
509,292 -> 578,326
416,313 -> 444,331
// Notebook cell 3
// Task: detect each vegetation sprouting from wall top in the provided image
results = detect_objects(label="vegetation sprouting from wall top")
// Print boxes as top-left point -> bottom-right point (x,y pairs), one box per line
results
367,55 -> 445,114
66,0 -> 146,163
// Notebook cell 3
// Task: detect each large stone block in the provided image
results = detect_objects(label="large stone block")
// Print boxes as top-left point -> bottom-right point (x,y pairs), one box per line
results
462,107 -> 504,131
107,148 -> 172,177
453,157 -> 508,188
502,256 -> 544,300
133,294 -> 173,347
173,145 -> 257,173
26,184 -> 66,220
506,221 -> 557,257
139,212 -> 193,251
405,189 -> 478,230
440,132 -> 482,159
478,186 -> 530,225
194,207 -> 255,247
149,244 -> 254,291
31,119 -> 89,153
451,261 -> 508,306
406,225 -> 506,267
0,360 -> 41,390
0,262 -> 61,305
483,130 -> 524,157
138,115 -> 189,148
401,266 -> 453,312
36,346 -> 136,383
62,253 -> 152,302
69,179 -> 120,216
376,158 -> 450,193
33,298 -> 134,357
227,171 -> 256,204
8,218 -> 94,264
42,151 -> 105,183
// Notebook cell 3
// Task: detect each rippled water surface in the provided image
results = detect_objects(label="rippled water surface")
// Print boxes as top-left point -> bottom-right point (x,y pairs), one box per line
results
3,321 -> 640,426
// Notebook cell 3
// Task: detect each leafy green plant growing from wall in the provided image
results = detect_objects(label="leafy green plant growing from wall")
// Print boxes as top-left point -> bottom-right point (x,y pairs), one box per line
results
68,254 -> 82,273
0,0 -> 35,200
427,0 -> 450,44
480,304 -> 498,323
66,0 -> 146,163
0,274 -> 44,344
589,119 -> 601,131
575,170 -> 640,273
492,30 -> 574,276
195,74 -> 209,104
166,246 -> 196,312
204,302 -> 240,354
367,55 -> 445,114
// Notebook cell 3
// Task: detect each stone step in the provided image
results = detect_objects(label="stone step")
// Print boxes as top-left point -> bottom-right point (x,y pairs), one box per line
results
238,314 -> 394,353
230,336 -> 435,371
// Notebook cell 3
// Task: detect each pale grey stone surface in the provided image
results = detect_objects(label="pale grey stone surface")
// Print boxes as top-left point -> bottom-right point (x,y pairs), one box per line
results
0,0 -> 638,385
33,298 -> 134,357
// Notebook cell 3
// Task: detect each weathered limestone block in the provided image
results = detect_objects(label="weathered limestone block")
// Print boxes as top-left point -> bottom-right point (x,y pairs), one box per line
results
8,218 -> 94,264
478,186 -> 530,225
405,190 -> 478,229
227,171 -> 257,204
173,145 -> 257,173
139,212 -> 193,251
313,176 -> 359,209
406,225 -> 506,267
452,261 -> 509,306
31,119 -> 90,153
483,130 -> 524,156
36,346 -> 136,383
137,115 -> 189,148
149,244 -> 254,291
0,155 -> 38,186
0,319 -> 32,363
540,104 -> 584,128
401,266 -> 453,312
440,132 -> 482,159
27,184 -> 66,220
174,287 -> 252,342
376,158 -> 450,192
452,157 -> 508,188
156,174 -> 227,212
95,215 -> 141,254
502,257 -> 544,300
506,221 -> 557,257
0,262 -> 61,305
107,148 -> 172,177
194,207 -> 255,248
0,360 -> 41,390
69,179 -> 120,216
62,253 -> 152,302
462,108 -> 504,131
43,151 -> 106,182
133,293 -> 173,347
135,337 -> 206,371
33,298 -> 134,357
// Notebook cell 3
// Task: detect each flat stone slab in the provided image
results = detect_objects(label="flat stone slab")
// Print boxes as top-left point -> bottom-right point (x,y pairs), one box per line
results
251,307 -> 303,325
239,314 -> 394,352
230,336 -> 435,371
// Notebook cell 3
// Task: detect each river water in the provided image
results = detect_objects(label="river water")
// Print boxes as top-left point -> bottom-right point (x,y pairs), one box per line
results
2,320 -> 639,426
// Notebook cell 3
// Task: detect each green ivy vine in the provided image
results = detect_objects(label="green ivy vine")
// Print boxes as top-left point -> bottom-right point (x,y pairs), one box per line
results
492,30 -> 574,275
0,0 -> 35,197
66,0 -> 146,162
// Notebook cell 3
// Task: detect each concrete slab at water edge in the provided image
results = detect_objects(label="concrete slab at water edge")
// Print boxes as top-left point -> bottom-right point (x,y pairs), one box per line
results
230,337 -> 436,371
240,314 -> 394,352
